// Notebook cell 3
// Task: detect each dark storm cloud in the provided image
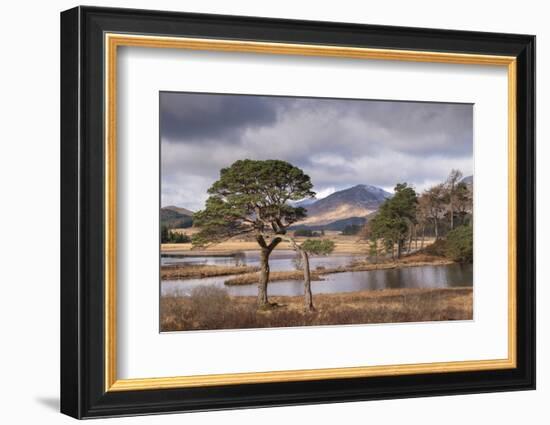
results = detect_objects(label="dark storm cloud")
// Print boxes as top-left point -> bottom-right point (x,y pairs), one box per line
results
160,92 -> 283,142
160,92 -> 473,210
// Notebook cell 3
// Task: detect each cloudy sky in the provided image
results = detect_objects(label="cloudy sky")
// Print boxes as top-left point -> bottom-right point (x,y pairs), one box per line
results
160,92 -> 473,211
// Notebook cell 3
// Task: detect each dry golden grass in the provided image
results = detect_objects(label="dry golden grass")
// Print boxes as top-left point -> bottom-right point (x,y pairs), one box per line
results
161,264 -> 259,280
160,287 -> 473,331
349,252 -> 454,268
161,232 -> 372,254
225,270 -> 325,286
397,253 -> 450,264
161,235 -> 438,255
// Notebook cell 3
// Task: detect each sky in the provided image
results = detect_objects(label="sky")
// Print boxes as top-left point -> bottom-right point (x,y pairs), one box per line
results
160,92 -> 473,211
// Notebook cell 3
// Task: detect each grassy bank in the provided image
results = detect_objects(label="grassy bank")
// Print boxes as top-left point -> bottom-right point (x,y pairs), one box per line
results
160,287 -> 473,331
161,264 -> 259,280
225,270 -> 326,286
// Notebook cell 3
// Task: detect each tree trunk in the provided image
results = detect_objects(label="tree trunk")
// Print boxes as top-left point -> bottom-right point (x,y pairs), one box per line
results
414,225 -> 418,250
257,248 -> 270,307
288,237 -> 315,312
301,249 -> 314,312
434,218 -> 439,240
407,227 -> 413,254
396,240 -> 402,259
256,235 -> 282,308
421,225 -> 425,249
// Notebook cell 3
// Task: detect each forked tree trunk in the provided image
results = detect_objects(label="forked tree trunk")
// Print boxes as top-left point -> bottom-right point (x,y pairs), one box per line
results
256,235 -> 282,309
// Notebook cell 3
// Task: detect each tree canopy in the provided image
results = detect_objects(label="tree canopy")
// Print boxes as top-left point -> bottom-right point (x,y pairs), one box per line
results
361,170 -> 472,259
301,239 -> 335,255
192,159 -> 315,246
445,225 -> 473,263
369,183 -> 417,258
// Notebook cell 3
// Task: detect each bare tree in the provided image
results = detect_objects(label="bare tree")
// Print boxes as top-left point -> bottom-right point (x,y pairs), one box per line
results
288,238 -> 335,312
454,181 -> 473,226
445,169 -> 463,230
423,184 -> 447,240
288,238 -> 313,311
407,224 -> 414,254
416,193 -> 431,248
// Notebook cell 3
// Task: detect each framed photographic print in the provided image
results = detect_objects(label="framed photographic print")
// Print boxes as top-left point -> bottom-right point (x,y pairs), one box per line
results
60,6 -> 535,419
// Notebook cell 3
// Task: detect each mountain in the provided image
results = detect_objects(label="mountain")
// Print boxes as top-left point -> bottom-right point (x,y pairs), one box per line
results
461,175 -> 473,185
292,216 -> 368,232
163,205 -> 194,216
160,205 -> 194,229
293,197 -> 318,208
297,184 -> 392,227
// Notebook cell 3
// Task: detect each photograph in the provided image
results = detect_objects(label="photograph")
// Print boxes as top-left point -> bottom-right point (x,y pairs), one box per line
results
159,92 -> 474,332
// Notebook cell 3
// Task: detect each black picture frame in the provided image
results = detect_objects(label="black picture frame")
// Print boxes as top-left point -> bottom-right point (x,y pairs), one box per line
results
61,5 -> 535,419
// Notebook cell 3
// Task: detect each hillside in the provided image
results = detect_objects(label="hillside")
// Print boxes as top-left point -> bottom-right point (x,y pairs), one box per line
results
461,175 -> 473,185
160,205 -> 194,229
291,216 -> 364,231
297,184 -> 391,227
163,205 -> 194,216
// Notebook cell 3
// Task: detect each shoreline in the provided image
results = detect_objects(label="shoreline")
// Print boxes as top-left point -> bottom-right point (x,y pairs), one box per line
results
225,257 -> 454,285
160,247 -> 366,257
161,264 -> 259,280
161,253 -> 457,283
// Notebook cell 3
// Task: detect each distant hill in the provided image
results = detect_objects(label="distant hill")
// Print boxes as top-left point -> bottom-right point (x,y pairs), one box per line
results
293,197 -> 317,208
160,205 -> 194,229
291,216 -> 367,232
461,175 -> 473,185
297,184 -> 392,227
163,205 -> 194,216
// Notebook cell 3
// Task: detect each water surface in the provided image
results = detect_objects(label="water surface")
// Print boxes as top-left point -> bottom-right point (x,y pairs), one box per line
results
161,250 -> 359,271
161,251 -> 472,297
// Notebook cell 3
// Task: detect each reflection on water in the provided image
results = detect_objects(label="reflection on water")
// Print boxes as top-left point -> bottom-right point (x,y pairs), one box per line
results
161,250 -> 357,271
161,253 -> 248,267
161,251 -> 473,297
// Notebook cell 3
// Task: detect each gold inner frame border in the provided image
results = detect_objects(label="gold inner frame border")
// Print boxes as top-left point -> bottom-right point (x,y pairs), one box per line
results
104,33 -> 517,392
